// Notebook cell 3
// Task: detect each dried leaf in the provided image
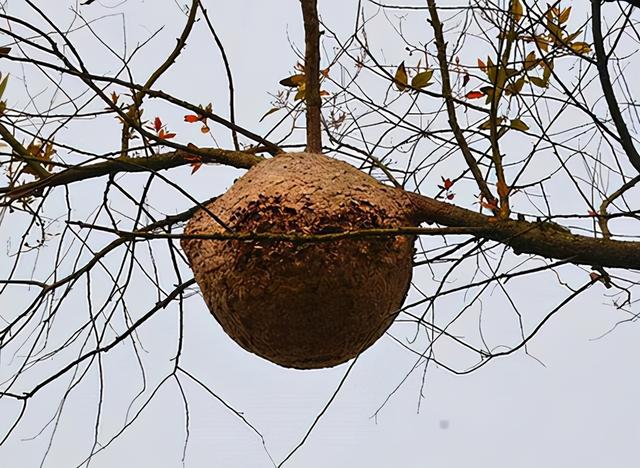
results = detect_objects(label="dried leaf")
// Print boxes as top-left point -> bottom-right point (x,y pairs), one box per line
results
558,6 -> 571,24
524,51 -> 537,70
529,76 -> 547,88
394,61 -> 408,91
279,74 -> 306,88
510,118 -> 529,131
462,71 -> 470,87
535,35 -> 550,52
411,69 -> 433,89
542,61 -> 553,82
570,42 -> 591,55
0,74 -> 9,101
294,84 -> 306,101
506,77 -> 525,95
478,117 -> 503,130
512,0 -> 523,23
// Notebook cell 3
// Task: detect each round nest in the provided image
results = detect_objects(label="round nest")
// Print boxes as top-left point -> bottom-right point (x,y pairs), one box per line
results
181,152 -> 416,369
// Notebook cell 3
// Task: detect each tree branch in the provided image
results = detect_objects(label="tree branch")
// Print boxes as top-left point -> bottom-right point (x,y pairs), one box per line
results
426,0 -> 498,210
592,0 -> 640,174
406,192 -> 640,271
1,147 -> 261,199
301,0 -> 322,153
74,190 -> 640,271
0,122 -> 50,179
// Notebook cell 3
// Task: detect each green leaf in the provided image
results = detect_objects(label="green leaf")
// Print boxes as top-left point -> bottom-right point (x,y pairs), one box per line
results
510,118 -> 529,131
411,69 -> 433,89
394,61 -> 408,91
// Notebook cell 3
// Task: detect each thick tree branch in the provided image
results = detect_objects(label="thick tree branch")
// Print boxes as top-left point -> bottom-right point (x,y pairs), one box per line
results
592,0 -> 640,174
1,147 -> 261,199
406,192 -> 640,271
74,189 -> 640,271
301,0 -> 322,153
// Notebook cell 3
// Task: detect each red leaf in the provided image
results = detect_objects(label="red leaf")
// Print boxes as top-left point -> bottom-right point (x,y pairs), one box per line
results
158,129 -> 175,140
190,162 -> 202,174
184,153 -> 202,174
465,90 -> 485,99
184,154 -> 202,174
441,177 -> 454,190
480,196 -> 498,211
154,116 -> 162,132
446,193 -> 455,200
588,210 -> 598,217
184,114 -> 201,123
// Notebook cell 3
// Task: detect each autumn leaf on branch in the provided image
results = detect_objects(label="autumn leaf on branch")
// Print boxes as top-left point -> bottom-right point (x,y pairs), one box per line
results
184,103 -> 212,133
394,61 -> 408,91
147,116 -> 176,140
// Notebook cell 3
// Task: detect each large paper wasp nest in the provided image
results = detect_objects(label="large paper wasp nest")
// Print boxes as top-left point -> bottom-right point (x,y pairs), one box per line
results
181,152 -> 416,369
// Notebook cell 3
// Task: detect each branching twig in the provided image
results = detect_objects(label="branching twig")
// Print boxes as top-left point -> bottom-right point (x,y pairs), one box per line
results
592,0 -> 640,174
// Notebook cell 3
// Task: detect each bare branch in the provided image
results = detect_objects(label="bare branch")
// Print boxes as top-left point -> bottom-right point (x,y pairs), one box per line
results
301,0 -> 323,153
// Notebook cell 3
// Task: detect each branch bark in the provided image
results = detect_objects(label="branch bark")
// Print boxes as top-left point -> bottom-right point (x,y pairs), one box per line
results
1,147 -> 261,199
406,191 -> 640,271
301,0 -> 322,153
592,0 -> 640,174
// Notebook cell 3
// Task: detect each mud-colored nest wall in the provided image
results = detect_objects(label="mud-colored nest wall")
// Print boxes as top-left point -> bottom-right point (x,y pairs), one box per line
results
181,152 -> 416,369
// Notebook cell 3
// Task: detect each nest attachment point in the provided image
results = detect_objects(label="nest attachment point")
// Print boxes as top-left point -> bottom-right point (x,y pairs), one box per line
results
181,152 -> 416,369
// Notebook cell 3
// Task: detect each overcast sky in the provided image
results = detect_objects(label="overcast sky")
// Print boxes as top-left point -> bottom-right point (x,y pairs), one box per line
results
1,1 -> 639,467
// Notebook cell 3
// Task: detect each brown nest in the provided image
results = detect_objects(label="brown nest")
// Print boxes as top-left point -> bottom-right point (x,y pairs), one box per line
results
181,152 -> 416,369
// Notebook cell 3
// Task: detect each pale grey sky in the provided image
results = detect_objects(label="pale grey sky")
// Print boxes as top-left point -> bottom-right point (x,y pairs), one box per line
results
0,1 -> 639,467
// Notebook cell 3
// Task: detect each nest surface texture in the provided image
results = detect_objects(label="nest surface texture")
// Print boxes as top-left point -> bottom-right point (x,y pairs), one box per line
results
182,152 -> 415,369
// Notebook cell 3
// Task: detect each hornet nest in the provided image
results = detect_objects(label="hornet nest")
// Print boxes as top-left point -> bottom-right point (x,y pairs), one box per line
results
181,152 -> 418,369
